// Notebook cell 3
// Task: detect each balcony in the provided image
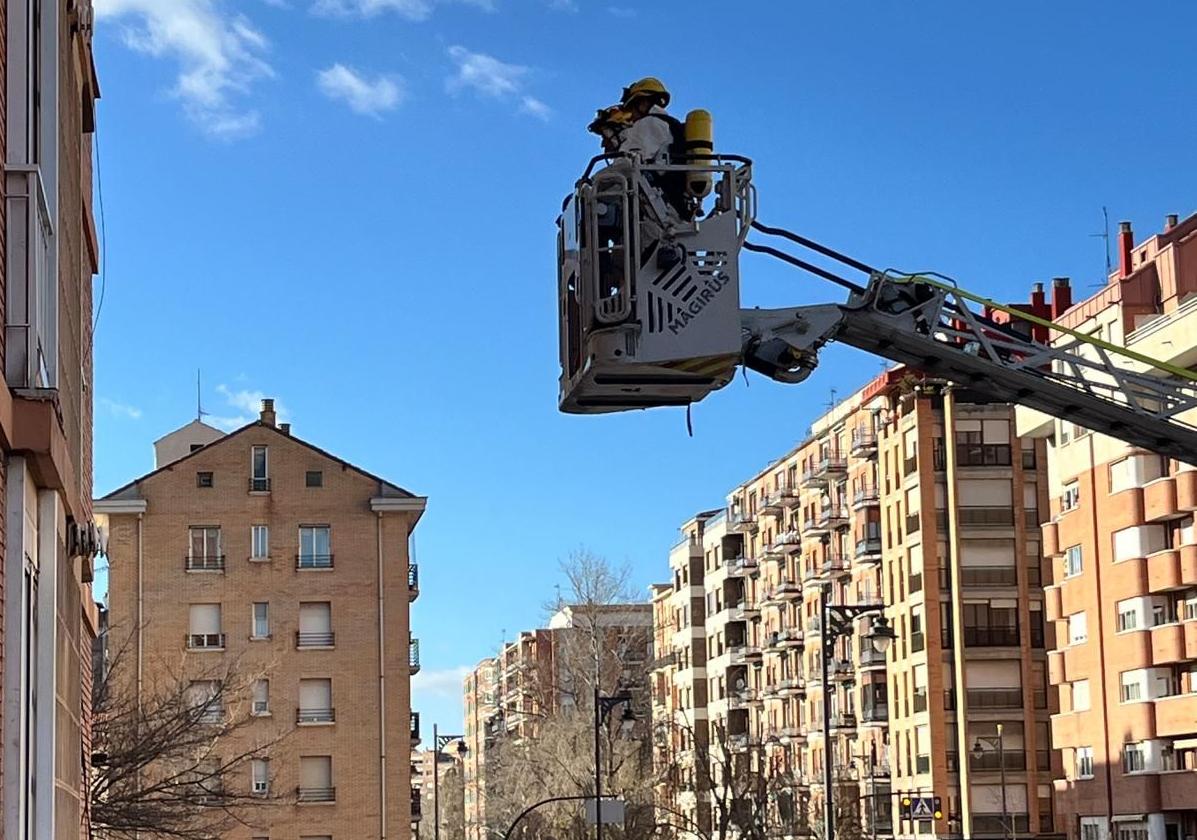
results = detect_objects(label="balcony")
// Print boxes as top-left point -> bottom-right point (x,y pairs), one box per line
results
249,477 -> 272,493
960,565 -> 1018,587
801,516 -> 829,538
852,485 -> 880,510
861,702 -> 888,723
297,707 -> 336,725
778,677 -> 806,698
297,554 -> 334,570
904,454 -> 919,476
731,601 -> 761,621
962,626 -> 1019,647
409,563 -> 420,600
775,579 -> 803,602
296,632 -> 335,649
779,628 -> 806,650
412,792 -> 422,820
905,512 -> 920,536
184,555 -> 226,573
821,552 -> 849,577
855,537 -> 883,563
772,530 -> 803,555
819,505 -> 849,530
830,712 -> 857,732
969,751 -> 1027,772
763,488 -> 798,515
724,555 -> 759,577
411,711 -> 421,745
410,637 -> 421,673
858,646 -> 886,668
727,509 -> 759,534
957,507 -> 1015,528
851,430 -> 878,456
187,633 -> 226,651
1144,476 -> 1180,522
297,786 -> 336,803
830,659 -> 854,682
966,688 -> 1023,709
955,443 -> 1012,468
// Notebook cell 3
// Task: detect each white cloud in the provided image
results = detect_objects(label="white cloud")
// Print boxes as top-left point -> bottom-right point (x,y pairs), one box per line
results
94,0 -> 273,139
208,385 -> 289,431
412,665 -> 471,732
317,64 -> 404,117
310,0 -> 492,21
446,46 -> 551,120
98,397 -> 143,420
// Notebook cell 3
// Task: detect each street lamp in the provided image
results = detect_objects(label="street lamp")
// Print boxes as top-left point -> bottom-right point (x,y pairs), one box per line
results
433,723 -> 468,840
972,723 -> 1011,840
819,585 -> 894,840
594,689 -> 634,840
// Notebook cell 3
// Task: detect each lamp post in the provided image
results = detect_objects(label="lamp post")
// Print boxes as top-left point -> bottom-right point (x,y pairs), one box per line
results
433,723 -> 467,840
972,723 -> 1011,840
594,688 -> 635,840
819,585 -> 895,840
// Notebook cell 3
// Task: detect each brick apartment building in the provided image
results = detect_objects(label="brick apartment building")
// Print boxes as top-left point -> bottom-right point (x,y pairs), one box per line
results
1022,212 -> 1197,840
1,1 -> 104,838
96,402 -> 426,840
652,339 -> 1067,837
462,604 -> 652,840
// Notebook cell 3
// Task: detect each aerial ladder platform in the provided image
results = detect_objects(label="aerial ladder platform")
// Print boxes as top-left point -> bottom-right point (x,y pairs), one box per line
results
556,153 -> 1197,461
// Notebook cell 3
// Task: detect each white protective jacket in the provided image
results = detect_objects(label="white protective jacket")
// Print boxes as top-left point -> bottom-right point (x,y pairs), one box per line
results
619,105 -> 675,163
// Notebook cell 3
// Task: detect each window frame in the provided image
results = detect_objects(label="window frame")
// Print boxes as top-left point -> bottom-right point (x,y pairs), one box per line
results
1076,746 -> 1094,779
251,602 -> 270,640
305,470 -> 324,488
251,525 -> 269,560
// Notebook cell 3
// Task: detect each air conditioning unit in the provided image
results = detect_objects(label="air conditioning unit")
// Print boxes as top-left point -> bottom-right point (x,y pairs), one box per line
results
253,700 -> 269,715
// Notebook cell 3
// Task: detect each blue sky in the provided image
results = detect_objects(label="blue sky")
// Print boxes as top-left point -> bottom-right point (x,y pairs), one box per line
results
90,0 -> 1197,734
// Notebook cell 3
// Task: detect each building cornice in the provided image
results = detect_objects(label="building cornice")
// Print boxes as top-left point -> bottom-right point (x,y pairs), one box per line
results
370,496 -> 428,514
93,499 -> 147,514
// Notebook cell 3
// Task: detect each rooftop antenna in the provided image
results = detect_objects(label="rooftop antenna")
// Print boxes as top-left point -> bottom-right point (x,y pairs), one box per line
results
825,388 -> 838,412
1089,206 -> 1112,287
196,369 -> 209,421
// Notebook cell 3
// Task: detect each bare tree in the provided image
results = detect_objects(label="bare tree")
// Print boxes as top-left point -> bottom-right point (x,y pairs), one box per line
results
89,635 -> 293,840
420,758 -> 465,840
482,550 -> 655,840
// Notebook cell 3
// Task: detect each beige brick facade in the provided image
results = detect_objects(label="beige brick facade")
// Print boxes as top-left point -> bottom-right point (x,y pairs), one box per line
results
97,404 -> 426,840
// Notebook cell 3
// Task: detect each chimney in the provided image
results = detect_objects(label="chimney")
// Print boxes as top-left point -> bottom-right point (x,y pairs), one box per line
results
1030,281 -> 1046,311
1051,277 -> 1072,318
1166,213 -> 1179,231
279,423 -> 291,436
260,398 -> 277,427
1118,221 -> 1134,278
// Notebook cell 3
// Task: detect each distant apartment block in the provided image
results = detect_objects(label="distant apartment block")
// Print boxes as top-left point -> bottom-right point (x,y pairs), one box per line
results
1021,213 -> 1197,840
653,324 -> 1064,838
96,402 -> 426,840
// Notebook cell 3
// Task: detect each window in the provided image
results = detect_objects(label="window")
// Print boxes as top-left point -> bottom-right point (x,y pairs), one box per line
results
253,679 -> 269,715
1122,742 -> 1145,773
298,602 -> 333,647
188,604 -> 224,649
187,526 -> 223,571
298,755 -> 334,802
252,603 -> 270,639
298,526 -> 332,568
1117,826 -> 1148,840
1118,605 -> 1138,632
197,471 -> 214,488
1064,545 -> 1083,577
251,525 -> 269,560
252,759 -> 269,795
1080,818 -> 1105,840
305,470 -> 323,488
1076,746 -> 1094,779
1120,672 -> 1143,703
1110,455 -> 1165,493
1069,612 -> 1088,645
1072,679 -> 1091,712
187,680 -> 222,723
251,445 -> 269,491
1062,481 -> 1080,512
298,678 -> 334,724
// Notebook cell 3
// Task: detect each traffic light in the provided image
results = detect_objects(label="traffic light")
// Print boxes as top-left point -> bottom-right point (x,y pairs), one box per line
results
933,797 -> 943,820
899,796 -> 913,819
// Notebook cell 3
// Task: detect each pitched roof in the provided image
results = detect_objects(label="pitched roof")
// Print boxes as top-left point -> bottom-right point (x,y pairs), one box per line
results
99,419 -> 419,502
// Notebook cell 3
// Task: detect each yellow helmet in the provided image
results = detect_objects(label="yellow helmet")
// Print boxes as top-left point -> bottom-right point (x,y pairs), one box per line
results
587,105 -> 634,134
621,77 -> 670,107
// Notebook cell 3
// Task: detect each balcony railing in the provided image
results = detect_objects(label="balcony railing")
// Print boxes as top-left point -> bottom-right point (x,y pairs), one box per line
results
410,637 -> 421,673
408,563 -> 420,593
297,707 -> 336,724
184,555 -> 226,572
962,626 -> 1019,647
855,537 -> 883,559
958,507 -> 1015,527
966,688 -> 1023,709
861,703 -> 888,722
296,631 -> 335,648
851,430 -> 877,454
412,793 -> 422,819
187,633 -> 226,650
853,486 -> 880,508
961,565 -> 1018,587
249,477 -> 271,492
411,711 -> 421,744
818,506 -> 849,527
904,455 -> 918,476
969,751 -> 1027,771
297,554 -> 334,570
910,631 -> 925,652
955,443 -> 1012,467
817,453 -> 848,475
905,513 -> 920,535
297,786 -> 336,803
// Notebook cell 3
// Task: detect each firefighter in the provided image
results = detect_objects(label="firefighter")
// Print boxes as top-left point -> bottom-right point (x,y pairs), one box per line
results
618,77 -> 677,163
587,105 -> 633,155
